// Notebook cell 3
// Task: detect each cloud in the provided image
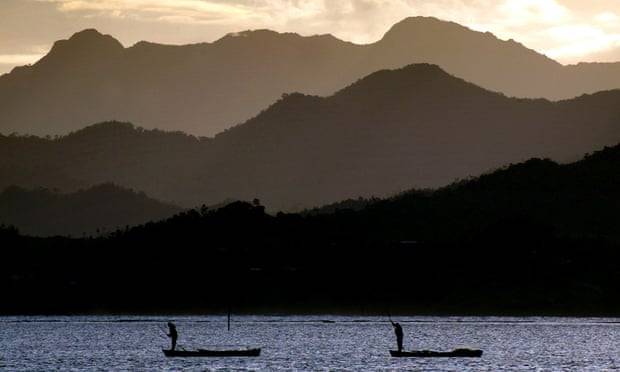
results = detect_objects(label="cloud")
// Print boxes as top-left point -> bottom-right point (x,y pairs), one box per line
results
0,51 -> 46,74
595,11 -> 620,24
0,53 -> 46,65
39,0 -> 255,23
1,0 -> 619,72
498,0 -> 571,25
543,24 -> 620,60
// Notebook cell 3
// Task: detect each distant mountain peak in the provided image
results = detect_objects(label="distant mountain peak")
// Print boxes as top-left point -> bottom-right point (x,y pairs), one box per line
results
400,63 -> 448,74
226,29 -> 280,37
37,29 -> 124,66
217,29 -> 342,46
395,16 -> 453,25
62,28 -> 124,50
69,28 -> 105,40
68,121 -> 136,135
378,16 -> 560,71
380,16 -> 519,46
334,63 -> 480,100
382,16 -> 468,38
218,29 -> 293,42
367,63 -> 452,80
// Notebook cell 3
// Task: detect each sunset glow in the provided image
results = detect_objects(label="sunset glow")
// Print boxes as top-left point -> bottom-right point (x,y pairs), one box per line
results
1,0 -> 620,74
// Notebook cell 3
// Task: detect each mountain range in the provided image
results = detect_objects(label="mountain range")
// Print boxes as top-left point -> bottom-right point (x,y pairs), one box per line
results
2,64 -> 620,210
2,17 -> 620,137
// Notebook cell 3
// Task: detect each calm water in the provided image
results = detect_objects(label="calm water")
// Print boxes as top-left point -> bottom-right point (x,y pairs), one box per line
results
1,315 -> 619,371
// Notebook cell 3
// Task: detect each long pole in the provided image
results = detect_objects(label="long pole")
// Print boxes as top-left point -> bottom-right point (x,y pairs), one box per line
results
227,250 -> 231,332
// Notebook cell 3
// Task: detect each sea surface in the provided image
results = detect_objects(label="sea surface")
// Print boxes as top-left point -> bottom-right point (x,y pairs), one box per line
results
1,315 -> 619,371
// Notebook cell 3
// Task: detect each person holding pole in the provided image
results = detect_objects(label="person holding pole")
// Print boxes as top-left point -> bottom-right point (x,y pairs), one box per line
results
166,322 -> 178,351
390,320 -> 404,352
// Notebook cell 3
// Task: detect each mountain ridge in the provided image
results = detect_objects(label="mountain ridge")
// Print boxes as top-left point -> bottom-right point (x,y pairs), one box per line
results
2,17 -> 620,137
2,64 -> 620,210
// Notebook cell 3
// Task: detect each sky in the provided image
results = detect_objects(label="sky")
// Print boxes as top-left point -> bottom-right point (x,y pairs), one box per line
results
2,0 -> 620,74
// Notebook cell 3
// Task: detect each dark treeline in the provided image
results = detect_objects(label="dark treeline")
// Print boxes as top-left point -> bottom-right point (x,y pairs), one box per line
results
2,145 -> 620,315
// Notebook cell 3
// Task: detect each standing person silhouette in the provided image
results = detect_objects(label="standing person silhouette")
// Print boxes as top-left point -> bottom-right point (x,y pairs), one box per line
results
167,322 -> 178,351
391,320 -> 404,352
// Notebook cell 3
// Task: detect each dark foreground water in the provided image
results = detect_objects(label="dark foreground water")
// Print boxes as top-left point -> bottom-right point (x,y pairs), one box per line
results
1,316 -> 619,371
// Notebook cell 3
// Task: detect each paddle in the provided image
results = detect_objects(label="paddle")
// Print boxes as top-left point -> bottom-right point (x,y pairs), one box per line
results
156,325 -> 171,351
387,308 -> 394,324
227,304 -> 231,332
158,325 -> 171,341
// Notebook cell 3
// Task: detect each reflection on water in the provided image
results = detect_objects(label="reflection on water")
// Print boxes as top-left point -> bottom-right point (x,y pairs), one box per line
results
1,316 -> 619,371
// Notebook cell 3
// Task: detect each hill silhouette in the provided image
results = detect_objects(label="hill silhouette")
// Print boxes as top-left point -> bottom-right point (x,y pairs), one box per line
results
2,144 -> 620,314
349,144 -> 620,243
2,17 -> 620,136
0,183 -> 181,237
0,121 -> 210,205
2,65 -> 620,210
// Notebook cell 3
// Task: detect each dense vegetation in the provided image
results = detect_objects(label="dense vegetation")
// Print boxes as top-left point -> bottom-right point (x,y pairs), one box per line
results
2,145 -> 620,315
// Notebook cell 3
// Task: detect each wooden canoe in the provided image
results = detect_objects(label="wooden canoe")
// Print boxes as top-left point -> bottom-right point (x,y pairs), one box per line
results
390,348 -> 482,358
162,348 -> 261,357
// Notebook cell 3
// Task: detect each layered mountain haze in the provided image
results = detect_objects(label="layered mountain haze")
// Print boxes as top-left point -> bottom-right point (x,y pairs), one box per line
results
0,121 -> 209,203
4,5 -> 620,320
0,183 -> 181,237
0,27 -> 363,136
198,65 -> 620,209
2,17 -> 620,137
2,64 -> 620,210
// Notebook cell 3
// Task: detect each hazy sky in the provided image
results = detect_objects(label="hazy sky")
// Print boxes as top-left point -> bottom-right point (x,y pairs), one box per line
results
2,0 -> 620,74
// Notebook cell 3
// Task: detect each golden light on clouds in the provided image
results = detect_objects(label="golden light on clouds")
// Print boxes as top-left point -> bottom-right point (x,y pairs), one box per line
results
545,23 -> 620,60
2,0 -> 620,74
42,0 -> 254,22
0,53 -> 47,64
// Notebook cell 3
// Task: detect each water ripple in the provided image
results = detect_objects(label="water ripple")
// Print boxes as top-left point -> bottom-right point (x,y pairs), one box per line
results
1,316 -> 619,370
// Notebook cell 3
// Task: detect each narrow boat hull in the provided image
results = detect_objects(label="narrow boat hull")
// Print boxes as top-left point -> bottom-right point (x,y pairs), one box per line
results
162,348 -> 261,357
390,349 -> 483,358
